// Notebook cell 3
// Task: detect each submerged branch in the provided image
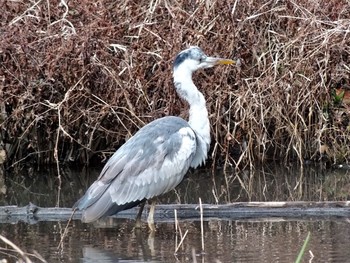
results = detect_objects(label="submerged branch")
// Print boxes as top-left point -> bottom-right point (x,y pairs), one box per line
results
1,201 -> 350,224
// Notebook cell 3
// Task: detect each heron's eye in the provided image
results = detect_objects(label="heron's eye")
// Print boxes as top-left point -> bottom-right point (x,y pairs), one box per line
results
199,56 -> 206,63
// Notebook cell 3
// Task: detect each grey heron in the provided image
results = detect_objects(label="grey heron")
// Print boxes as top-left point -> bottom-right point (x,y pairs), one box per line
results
73,46 -> 234,226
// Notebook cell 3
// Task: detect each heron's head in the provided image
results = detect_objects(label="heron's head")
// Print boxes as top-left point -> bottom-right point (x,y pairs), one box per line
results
173,46 -> 235,73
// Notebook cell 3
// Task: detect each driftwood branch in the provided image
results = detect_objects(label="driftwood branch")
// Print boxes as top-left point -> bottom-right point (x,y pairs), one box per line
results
1,201 -> 350,224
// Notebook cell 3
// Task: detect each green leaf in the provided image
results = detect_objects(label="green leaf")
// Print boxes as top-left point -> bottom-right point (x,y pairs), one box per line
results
295,231 -> 311,263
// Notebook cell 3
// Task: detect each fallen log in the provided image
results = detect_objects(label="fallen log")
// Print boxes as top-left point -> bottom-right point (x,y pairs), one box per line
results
1,201 -> 350,224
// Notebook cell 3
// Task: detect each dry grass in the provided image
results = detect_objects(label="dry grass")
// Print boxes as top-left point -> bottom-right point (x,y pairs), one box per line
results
0,234 -> 47,262
1,0 -> 350,169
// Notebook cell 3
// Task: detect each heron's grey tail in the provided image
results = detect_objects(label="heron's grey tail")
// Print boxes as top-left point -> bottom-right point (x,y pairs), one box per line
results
74,192 -> 145,223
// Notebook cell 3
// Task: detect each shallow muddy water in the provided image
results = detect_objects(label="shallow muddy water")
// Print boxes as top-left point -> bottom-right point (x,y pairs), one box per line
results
1,164 -> 350,262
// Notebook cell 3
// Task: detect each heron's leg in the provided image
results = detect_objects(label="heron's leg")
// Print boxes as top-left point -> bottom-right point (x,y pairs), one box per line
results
135,201 -> 146,229
147,200 -> 156,232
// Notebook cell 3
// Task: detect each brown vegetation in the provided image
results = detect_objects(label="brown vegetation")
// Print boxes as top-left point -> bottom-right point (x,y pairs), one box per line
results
1,0 -> 350,168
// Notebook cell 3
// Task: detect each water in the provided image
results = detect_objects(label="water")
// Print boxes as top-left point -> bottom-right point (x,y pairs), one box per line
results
0,165 -> 350,262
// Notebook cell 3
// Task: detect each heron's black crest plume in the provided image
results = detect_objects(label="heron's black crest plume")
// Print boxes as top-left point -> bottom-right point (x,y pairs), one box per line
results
173,46 -> 207,69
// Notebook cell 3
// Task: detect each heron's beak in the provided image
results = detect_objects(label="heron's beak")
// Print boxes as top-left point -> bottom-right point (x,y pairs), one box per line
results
216,58 -> 236,65
205,57 -> 236,66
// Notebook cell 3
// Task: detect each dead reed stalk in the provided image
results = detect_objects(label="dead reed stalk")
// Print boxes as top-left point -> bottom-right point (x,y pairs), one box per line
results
0,234 -> 47,263
1,0 -> 349,169
174,208 -> 189,254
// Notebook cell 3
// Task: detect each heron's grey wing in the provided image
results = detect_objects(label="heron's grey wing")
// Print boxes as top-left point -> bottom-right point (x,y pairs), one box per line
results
109,125 -> 197,205
73,154 -> 128,210
75,116 -> 197,222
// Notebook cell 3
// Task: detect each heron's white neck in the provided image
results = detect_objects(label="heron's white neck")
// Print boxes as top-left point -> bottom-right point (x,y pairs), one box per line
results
173,67 -> 210,167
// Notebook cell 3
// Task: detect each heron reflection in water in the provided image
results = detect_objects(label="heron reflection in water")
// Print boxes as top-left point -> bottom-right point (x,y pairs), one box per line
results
74,46 -> 235,229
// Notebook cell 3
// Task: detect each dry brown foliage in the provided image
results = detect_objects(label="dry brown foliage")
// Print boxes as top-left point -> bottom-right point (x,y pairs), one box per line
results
1,0 -> 350,169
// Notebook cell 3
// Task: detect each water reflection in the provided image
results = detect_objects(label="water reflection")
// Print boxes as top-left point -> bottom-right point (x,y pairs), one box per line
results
0,165 -> 350,262
2,164 -> 350,208
82,246 -> 161,263
1,218 -> 350,262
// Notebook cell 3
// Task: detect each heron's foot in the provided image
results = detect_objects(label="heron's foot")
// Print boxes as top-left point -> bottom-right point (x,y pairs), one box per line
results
147,201 -> 156,232
133,201 -> 146,229
134,217 -> 143,229
147,218 -> 155,232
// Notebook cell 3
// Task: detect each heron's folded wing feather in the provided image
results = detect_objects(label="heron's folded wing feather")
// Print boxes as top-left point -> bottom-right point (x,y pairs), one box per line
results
75,116 -> 197,222
110,126 -> 197,205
